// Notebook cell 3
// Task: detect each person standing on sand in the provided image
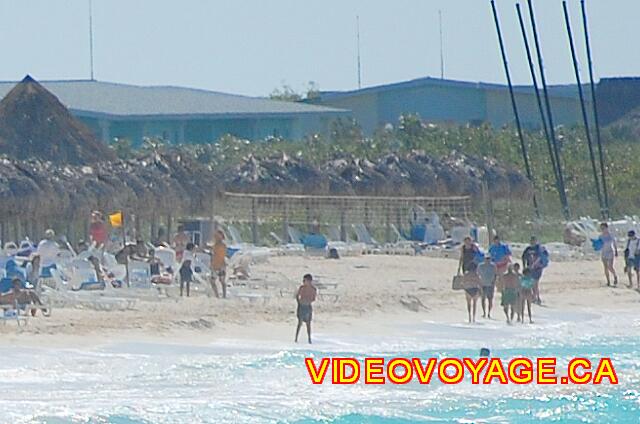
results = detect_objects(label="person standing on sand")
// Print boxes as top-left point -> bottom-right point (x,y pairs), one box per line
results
173,225 -> 189,262
37,229 -> 59,277
598,223 -> 618,287
477,255 -> 497,319
179,243 -> 195,297
522,236 -> 549,305
89,211 -> 108,248
210,230 -> 228,298
458,236 -> 479,274
295,274 -> 317,344
623,230 -> 640,289
519,268 -> 535,324
489,236 -> 512,274
500,265 -> 519,324
463,271 -> 481,323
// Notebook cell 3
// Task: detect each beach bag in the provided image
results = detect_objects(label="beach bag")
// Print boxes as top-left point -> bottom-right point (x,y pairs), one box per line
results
591,238 -> 603,252
452,274 -> 465,290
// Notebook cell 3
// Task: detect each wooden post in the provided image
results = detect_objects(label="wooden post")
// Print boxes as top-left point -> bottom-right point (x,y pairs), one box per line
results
251,197 -> 258,245
364,201 -> 370,227
122,212 -> 130,287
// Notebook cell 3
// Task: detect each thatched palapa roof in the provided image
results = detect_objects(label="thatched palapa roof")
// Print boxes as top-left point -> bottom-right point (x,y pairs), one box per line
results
0,76 -> 219,225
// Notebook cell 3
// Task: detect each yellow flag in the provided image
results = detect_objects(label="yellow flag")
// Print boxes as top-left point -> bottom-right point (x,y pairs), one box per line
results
109,211 -> 123,227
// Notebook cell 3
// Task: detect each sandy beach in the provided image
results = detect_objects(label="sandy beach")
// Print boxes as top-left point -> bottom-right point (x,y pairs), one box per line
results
2,254 -> 639,347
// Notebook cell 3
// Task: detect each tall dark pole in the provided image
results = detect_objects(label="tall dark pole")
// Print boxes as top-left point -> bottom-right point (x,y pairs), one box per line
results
527,0 -> 570,219
562,1 -> 604,219
581,0 -> 610,218
490,0 -> 540,218
516,3 -> 561,203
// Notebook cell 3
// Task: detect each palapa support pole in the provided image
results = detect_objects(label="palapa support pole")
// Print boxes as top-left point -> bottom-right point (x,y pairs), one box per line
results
166,214 -> 172,244
384,203 -> 391,244
150,212 -> 157,244
251,197 -> 258,245
13,217 -> 20,242
340,201 -> 347,242
123,212 -> 130,288
283,199 -> 290,243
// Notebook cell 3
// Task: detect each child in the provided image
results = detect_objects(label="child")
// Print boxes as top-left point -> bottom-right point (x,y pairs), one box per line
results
295,274 -> 317,344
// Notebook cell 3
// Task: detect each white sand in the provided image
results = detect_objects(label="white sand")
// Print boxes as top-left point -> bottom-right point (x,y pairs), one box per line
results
1,254 -> 639,347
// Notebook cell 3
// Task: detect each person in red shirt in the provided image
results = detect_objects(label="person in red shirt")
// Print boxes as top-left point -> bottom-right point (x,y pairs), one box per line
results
89,211 -> 108,247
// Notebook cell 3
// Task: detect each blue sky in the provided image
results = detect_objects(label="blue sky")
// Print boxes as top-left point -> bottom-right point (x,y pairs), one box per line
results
1,0 -> 638,96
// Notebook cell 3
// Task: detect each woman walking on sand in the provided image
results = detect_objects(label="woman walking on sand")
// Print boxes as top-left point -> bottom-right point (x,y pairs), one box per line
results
598,223 -> 618,287
458,236 -> 479,275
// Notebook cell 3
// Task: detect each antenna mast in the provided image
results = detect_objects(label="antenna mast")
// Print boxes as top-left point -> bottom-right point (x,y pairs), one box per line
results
89,0 -> 95,80
356,15 -> 362,89
439,10 -> 444,79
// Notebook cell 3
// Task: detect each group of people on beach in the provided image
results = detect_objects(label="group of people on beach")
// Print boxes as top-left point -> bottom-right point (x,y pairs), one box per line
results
596,222 -> 640,290
458,235 -> 548,324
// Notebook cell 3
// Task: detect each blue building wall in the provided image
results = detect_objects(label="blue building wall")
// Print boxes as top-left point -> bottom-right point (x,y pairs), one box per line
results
79,114 -> 336,145
312,79 -> 587,134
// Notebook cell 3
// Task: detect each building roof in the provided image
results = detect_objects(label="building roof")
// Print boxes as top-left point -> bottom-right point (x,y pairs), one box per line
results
313,76 -> 582,101
0,79 -> 348,120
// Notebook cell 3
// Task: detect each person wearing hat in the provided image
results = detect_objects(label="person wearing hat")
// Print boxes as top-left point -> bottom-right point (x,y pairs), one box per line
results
36,229 -> 59,278
624,230 -> 640,289
522,236 -> 549,304
477,254 -> 497,319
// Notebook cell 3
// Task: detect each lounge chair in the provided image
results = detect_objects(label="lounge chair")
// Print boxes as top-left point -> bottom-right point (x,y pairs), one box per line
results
269,232 -> 304,256
353,223 -> 382,254
326,226 -> 365,257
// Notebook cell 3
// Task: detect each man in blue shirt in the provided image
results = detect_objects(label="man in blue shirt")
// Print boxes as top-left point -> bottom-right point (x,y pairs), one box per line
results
522,236 -> 549,304
489,235 -> 511,274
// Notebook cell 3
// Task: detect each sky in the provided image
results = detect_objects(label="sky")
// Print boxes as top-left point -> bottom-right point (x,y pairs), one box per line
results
1,0 -> 638,96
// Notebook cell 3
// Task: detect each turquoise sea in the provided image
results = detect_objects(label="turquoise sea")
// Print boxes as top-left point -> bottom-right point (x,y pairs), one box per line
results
1,310 -> 638,423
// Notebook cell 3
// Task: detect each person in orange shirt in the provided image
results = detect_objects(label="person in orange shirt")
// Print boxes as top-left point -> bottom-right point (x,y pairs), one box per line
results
210,230 -> 227,298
